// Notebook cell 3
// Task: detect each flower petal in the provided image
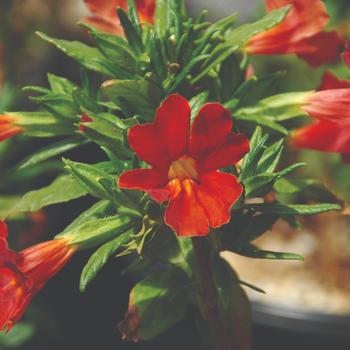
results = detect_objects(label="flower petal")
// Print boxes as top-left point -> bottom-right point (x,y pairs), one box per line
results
200,133 -> 250,172
343,40 -> 350,68
247,0 -> 332,65
303,89 -> 350,124
154,94 -> 191,160
119,169 -> 169,203
165,179 -> 210,237
189,103 -> 233,158
0,221 -> 7,239
296,31 -> 344,68
128,124 -> 170,169
319,72 -> 350,91
82,16 -> 123,35
292,120 -> 350,154
128,94 -> 190,169
196,171 -> 243,228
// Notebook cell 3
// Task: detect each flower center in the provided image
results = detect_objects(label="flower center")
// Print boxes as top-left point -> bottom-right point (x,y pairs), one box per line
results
168,156 -> 198,181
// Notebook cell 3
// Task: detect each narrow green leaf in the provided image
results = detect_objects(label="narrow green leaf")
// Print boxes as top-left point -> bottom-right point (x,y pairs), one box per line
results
58,215 -> 135,249
234,243 -> 304,260
17,137 -> 89,170
80,228 -> 134,292
244,203 -> 341,215
11,175 -> 87,213
37,32 -> 115,76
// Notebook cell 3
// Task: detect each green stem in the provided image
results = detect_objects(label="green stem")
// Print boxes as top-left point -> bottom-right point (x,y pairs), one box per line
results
191,237 -> 229,350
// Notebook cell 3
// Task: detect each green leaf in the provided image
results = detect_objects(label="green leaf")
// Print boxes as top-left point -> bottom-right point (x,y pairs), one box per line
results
0,195 -> 21,219
232,72 -> 285,108
155,0 -> 172,37
256,139 -> 284,174
17,137 -> 90,170
118,267 -> 191,341
11,111 -> 76,137
193,6 -> 290,82
62,200 -> 115,233
233,243 -> 304,260
240,134 -> 269,181
235,91 -> 312,122
47,73 -> 78,94
80,228 -> 134,292
244,173 -> 279,198
222,213 -> 279,248
63,159 -> 115,200
244,203 -> 341,215
58,215 -> 135,249
274,178 -> 343,205
37,32 -> 116,76
102,79 -> 164,118
81,117 -> 131,159
117,8 -> 144,53
10,175 -> 87,214
219,55 -> 244,101
84,25 -> 139,75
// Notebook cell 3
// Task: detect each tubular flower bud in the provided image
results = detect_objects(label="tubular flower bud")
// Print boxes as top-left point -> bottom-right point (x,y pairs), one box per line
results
0,221 -> 76,332
292,72 -> 350,162
0,115 -> 23,142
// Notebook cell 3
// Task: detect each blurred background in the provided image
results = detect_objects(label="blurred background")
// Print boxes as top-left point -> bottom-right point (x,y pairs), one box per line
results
1,1 -> 350,349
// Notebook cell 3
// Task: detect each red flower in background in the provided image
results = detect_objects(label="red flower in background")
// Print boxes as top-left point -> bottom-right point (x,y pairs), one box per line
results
292,72 -> 350,162
343,40 -> 350,68
0,221 -> 76,332
0,115 -> 23,142
119,95 -> 249,237
83,0 -> 155,35
246,0 -> 344,67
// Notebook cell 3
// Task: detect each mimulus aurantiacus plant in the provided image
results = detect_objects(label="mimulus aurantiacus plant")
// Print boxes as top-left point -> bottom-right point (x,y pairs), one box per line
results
0,0 -> 346,347
118,95 -> 250,237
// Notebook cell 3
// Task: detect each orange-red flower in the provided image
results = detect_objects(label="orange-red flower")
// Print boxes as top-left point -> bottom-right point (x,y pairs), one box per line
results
0,115 -> 23,142
118,95 -> 249,237
246,0 -> 344,67
83,0 -> 155,35
292,72 -> 350,161
0,221 -> 76,332
343,40 -> 350,68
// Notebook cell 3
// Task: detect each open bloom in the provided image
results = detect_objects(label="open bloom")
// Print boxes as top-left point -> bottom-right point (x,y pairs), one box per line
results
246,0 -> 344,67
292,72 -> 350,162
119,95 -> 249,237
0,115 -> 23,142
83,0 -> 155,35
0,221 -> 76,332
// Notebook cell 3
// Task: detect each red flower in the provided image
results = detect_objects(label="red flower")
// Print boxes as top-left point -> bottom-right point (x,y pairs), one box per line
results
0,221 -> 76,332
246,0 -> 344,67
343,40 -> 350,68
292,72 -> 350,161
83,0 -> 155,35
118,95 -> 249,237
0,115 -> 23,142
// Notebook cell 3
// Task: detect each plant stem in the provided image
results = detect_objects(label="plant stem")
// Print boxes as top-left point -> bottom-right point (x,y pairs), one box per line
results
191,237 -> 229,350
